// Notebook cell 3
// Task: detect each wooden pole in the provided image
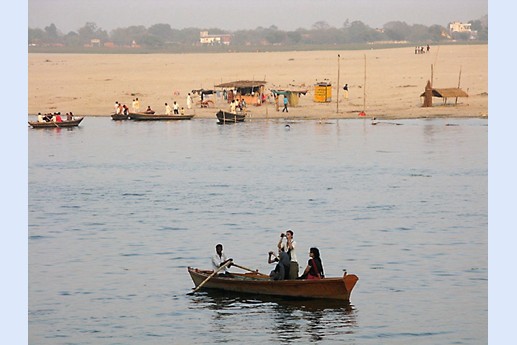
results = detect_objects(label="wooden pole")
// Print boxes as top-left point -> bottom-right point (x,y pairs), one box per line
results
337,54 -> 340,114
456,66 -> 462,105
431,64 -> 434,88
363,54 -> 366,113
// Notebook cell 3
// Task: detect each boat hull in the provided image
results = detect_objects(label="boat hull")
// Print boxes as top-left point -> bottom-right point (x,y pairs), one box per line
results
130,113 -> 194,121
188,267 -> 358,301
111,114 -> 129,120
28,117 -> 84,128
216,110 -> 245,123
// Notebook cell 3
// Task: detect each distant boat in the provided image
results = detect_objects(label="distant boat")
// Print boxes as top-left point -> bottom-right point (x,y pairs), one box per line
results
188,267 -> 359,301
129,113 -> 194,121
216,110 -> 245,124
28,117 -> 84,128
111,113 -> 129,120
112,110 -> 156,120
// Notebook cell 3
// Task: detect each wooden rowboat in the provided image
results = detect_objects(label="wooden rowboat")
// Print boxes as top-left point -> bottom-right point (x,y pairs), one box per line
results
111,113 -> 129,120
130,113 -> 194,121
216,110 -> 246,124
28,117 -> 84,128
187,267 -> 358,301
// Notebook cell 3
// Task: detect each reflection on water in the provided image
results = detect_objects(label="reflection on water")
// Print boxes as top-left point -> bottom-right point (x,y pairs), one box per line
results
189,290 -> 357,343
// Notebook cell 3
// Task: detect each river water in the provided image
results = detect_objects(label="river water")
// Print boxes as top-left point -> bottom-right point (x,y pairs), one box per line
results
28,116 -> 487,344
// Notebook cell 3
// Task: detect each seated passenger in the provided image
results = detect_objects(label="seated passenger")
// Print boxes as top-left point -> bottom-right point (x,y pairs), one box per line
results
299,247 -> 324,279
268,248 -> 290,280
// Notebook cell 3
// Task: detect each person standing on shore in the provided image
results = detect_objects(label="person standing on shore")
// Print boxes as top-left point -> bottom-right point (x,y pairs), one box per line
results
173,101 -> 179,114
186,93 -> 193,109
165,102 -> 172,115
282,95 -> 288,112
343,84 -> 349,101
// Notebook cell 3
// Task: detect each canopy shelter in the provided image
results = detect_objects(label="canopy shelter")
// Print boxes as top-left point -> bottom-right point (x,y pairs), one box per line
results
420,85 -> 469,106
271,88 -> 308,107
215,80 -> 267,105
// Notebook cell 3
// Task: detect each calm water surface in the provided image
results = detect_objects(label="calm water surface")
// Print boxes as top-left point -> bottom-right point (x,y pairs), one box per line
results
29,117 -> 487,344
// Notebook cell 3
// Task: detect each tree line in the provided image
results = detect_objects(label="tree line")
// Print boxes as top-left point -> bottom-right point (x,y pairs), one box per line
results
28,17 -> 487,51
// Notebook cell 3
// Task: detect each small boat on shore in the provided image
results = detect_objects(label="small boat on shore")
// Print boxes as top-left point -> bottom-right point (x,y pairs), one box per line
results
111,113 -> 129,120
216,110 -> 246,124
187,267 -> 358,301
129,113 -> 194,121
28,117 -> 84,128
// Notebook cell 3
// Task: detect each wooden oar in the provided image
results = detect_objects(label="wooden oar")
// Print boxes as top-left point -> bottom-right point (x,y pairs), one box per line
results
187,259 -> 232,295
231,263 -> 257,272
232,263 -> 269,277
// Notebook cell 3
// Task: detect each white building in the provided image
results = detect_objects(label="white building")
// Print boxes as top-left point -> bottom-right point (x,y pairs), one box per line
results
449,21 -> 472,33
200,31 -> 232,45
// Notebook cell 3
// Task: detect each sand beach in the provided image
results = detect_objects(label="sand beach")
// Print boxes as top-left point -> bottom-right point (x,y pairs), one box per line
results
28,44 -> 487,120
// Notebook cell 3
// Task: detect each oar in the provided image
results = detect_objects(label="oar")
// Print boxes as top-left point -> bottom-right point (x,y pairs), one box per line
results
187,259 -> 232,295
231,263 -> 264,274
231,263 -> 257,272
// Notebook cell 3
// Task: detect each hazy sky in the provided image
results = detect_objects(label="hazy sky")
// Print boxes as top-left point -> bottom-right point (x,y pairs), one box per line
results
29,0 -> 487,33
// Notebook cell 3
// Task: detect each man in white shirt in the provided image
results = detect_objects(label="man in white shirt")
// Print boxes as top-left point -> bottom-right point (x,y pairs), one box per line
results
278,229 -> 298,279
211,243 -> 232,274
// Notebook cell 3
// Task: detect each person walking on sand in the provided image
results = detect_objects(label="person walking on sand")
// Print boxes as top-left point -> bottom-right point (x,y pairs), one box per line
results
186,93 -> 193,109
165,102 -> 172,115
343,84 -> 349,101
173,101 -> 179,114
282,95 -> 288,112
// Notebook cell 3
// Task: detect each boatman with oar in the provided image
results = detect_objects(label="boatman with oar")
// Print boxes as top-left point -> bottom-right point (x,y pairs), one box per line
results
211,243 -> 233,276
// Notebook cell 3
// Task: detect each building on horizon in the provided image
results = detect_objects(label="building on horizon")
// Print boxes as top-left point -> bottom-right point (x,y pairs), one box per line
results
200,31 -> 232,46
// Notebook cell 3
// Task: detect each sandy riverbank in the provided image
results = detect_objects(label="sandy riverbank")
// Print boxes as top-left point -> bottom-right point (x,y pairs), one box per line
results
28,44 -> 487,120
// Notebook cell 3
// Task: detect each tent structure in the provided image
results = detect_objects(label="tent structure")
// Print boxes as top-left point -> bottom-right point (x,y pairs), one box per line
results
270,87 -> 308,107
420,81 -> 469,106
214,80 -> 267,105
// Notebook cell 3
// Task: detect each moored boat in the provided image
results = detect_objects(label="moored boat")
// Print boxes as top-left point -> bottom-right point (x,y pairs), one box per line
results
187,267 -> 358,301
216,110 -> 246,124
28,117 -> 84,128
129,113 -> 194,121
111,113 -> 129,120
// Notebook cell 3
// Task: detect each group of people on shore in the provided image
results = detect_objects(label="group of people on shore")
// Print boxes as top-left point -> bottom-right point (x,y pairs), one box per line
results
164,101 -> 186,115
229,98 -> 247,114
415,44 -> 430,54
212,229 -> 325,281
114,99 -> 154,115
36,111 -> 74,122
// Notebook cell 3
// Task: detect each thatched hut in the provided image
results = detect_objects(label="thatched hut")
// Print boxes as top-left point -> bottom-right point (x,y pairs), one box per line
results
420,83 -> 468,106
214,80 -> 267,106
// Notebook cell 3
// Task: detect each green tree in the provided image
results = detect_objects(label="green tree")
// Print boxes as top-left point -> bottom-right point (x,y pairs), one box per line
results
78,22 -> 108,45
